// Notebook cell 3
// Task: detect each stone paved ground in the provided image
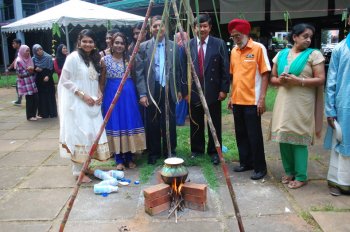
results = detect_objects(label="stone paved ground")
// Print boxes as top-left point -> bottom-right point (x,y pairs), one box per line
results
0,88 -> 349,232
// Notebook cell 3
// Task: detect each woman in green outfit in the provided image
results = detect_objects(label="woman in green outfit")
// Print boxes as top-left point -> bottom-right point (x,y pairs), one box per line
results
269,23 -> 325,189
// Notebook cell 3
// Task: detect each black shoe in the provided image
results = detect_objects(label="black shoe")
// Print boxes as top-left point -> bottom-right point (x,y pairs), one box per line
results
211,154 -> 220,165
147,156 -> 157,165
233,165 -> 253,172
250,170 -> 267,180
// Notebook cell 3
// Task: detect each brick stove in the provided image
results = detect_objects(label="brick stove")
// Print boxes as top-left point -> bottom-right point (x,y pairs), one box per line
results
144,175 -> 208,218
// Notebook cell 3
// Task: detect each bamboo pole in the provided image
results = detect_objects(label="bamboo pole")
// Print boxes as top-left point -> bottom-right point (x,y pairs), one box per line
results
58,1 -> 155,231
171,1 -> 245,231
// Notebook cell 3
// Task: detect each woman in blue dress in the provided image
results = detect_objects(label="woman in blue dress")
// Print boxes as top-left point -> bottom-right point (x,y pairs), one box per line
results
100,32 -> 146,170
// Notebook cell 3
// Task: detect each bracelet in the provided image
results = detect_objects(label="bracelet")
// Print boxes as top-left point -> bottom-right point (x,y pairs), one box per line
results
301,78 -> 305,87
76,90 -> 85,99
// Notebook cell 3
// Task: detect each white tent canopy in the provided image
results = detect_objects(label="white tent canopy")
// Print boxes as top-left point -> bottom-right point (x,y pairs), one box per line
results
1,0 -> 144,33
1,0 -> 144,65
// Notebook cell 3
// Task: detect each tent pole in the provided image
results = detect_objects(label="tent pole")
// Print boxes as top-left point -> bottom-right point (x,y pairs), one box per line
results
1,33 -> 9,70
64,25 -> 70,53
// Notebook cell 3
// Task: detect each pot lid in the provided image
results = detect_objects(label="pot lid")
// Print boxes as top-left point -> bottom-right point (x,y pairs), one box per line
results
164,157 -> 184,165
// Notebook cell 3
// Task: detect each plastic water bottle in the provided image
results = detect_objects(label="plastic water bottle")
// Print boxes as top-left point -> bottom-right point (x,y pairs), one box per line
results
93,184 -> 119,194
94,169 -> 114,180
108,170 -> 124,180
222,145 -> 228,153
96,178 -> 118,186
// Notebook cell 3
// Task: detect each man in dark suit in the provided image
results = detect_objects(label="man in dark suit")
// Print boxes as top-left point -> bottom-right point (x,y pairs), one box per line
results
185,14 -> 230,165
135,15 -> 182,164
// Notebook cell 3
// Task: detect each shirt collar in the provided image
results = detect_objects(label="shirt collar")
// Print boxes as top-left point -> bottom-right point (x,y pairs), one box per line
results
153,37 -> 165,46
197,36 -> 209,45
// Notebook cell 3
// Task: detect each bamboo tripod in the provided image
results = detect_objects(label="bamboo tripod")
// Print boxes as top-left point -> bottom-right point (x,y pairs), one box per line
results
59,0 -> 244,231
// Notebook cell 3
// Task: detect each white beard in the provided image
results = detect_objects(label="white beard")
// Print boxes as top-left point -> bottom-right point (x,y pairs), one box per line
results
238,36 -> 248,49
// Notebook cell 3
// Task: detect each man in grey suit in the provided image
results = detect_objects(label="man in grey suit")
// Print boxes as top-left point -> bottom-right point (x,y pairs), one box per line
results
135,15 -> 182,164
185,14 -> 230,165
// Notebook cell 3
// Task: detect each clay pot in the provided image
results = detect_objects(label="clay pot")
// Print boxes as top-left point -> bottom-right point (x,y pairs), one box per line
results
160,157 -> 188,185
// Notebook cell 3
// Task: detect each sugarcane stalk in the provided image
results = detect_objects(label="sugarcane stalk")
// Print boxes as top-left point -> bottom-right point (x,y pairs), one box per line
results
58,1 -> 155,231
172,1 -> 245,231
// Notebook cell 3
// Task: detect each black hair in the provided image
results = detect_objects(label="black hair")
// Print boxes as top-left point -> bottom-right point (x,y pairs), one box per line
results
12,39 -> 21,45
107,29 -> 119,36
76,29 -> 101,73
194,14 -> 212,27
151,15 -> 162,25
111,32 -> 129,72
134,22 -> 143,30
288,23 -> 315,45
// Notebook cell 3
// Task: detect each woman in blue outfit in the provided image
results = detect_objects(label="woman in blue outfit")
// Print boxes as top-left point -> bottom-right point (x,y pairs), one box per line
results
100,32 -> 146,170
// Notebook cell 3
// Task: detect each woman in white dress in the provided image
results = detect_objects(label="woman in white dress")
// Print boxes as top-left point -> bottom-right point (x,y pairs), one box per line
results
58,29 -> 110,182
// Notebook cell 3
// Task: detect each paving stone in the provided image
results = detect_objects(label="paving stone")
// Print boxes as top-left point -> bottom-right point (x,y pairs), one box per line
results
288,180 -> 350,210
0,129 -> 42,140
16,138 -> 58,152
0,139 -> 28,152
0,222 -> 51,232
0,189 -> 70,220
0,122 -> 18,130
43,151 -> 70,166
0,190 -> 8,200
226,214 -> 314,232
0,167 -> 32,189
19,166 -> 76,189
36,129 -> 59,139
0,151 -> 9,159
68,187 -> 141,220
310,211 -> 350,232
219,183 -> 294,217
0,151 -> 52,167
14,120 -> 55,130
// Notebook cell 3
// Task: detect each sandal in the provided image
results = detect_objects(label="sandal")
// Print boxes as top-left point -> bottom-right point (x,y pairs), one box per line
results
287,180 -> 307,189
128,161 -> 136,169
116,163 -> 125,171
281,175 -> 294,184
28,117 -> 37,121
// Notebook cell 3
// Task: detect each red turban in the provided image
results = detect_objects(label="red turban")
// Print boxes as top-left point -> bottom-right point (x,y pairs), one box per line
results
228,19 -> 251,35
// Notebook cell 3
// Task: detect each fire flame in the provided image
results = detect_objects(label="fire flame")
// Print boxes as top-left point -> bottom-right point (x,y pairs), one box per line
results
171,178 -> 184,197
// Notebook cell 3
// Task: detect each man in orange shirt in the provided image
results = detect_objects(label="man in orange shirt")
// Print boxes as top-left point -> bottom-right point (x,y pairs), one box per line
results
227,19 -> 271,180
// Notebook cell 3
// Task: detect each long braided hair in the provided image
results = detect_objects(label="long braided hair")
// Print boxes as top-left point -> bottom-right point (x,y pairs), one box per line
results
76,29 -> 101,73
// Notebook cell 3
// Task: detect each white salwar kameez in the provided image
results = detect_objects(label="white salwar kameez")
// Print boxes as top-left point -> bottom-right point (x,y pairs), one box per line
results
58,51 -> 110,175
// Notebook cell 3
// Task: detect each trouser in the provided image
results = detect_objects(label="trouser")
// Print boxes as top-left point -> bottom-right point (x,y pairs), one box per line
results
146,82 -> 176,159
25,93 -> 38,119
280,143 -> 308,181
232,105 -> 266,172
190,100 -> 222,155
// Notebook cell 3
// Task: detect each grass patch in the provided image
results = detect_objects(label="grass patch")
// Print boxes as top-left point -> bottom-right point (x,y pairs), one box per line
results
0,74 -> 16,88
311,204 -> 350,212
0,73 -> 59,88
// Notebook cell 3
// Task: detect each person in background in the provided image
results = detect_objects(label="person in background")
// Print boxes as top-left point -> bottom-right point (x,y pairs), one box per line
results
6,39 -> 22,106
32,44 -> 57,118
15,45 -> 38,121
228,19 -> 270,180
100,29 -> 119,58
58,29 -> 111,183
324,8 -> 350,196
269,23 -> 325,188
128,22 -> 148,55
54,44 -> 68,79
135,15 -> 182,164
100,32 -> 146,170
175,31 -> 189,126
187,14 -> 230,165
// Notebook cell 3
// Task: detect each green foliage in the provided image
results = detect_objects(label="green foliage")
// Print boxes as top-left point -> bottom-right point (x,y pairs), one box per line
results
0,74 -> 17,88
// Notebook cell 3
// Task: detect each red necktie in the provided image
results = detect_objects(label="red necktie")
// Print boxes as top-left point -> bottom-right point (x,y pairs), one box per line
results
198,40 -> 205,80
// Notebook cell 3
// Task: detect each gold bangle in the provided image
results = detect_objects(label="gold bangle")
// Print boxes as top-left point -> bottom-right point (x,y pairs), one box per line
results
76,90 -> 85,99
